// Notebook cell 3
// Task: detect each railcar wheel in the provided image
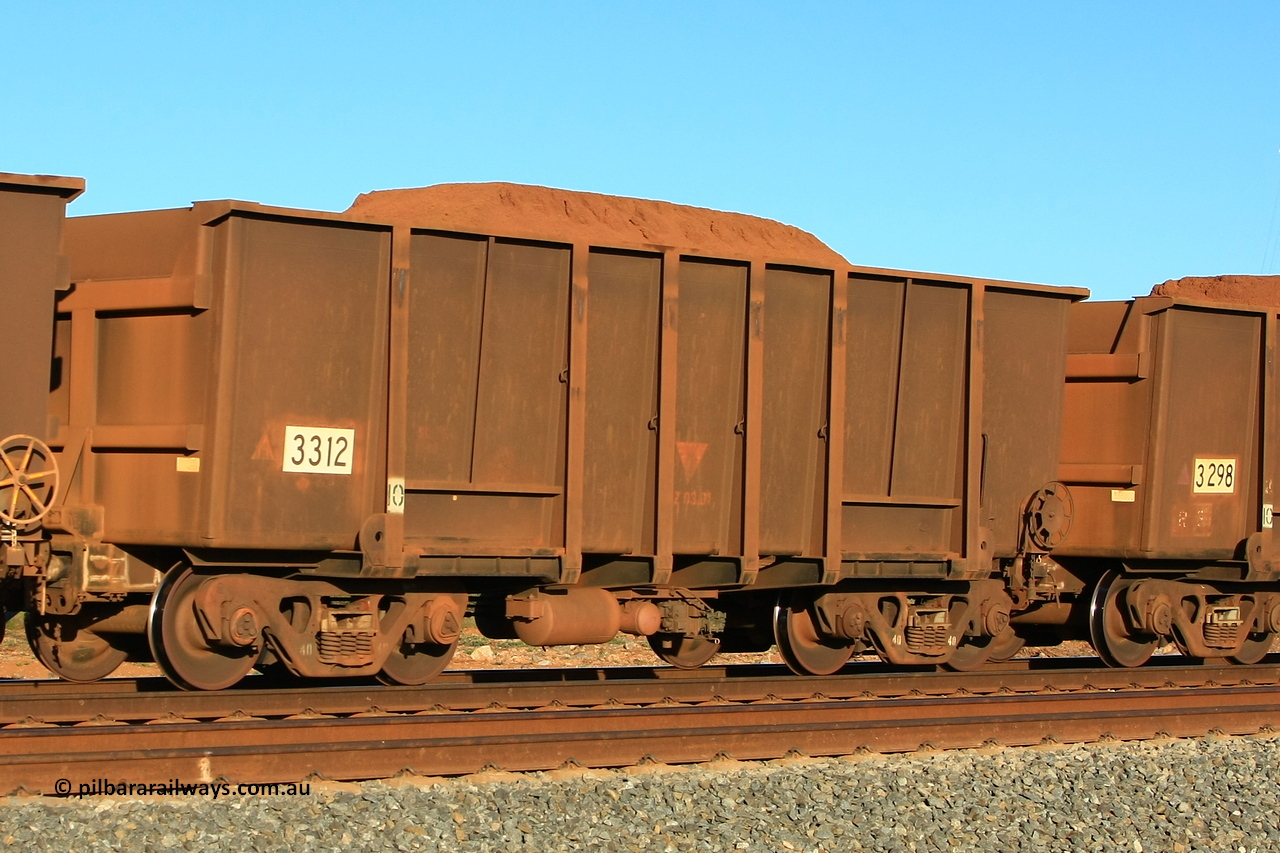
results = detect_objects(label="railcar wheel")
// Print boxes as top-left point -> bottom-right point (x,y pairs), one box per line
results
986,628 -> 1026,663
945,627 -> 1022,671
1227,632 -> 1274,665
148,567 -> 261,691
773,592 -> 856,676
648,633 -> 721,669
25,611 -> 128,682
378,635 -> 458,685
1088,569 -> 1158,668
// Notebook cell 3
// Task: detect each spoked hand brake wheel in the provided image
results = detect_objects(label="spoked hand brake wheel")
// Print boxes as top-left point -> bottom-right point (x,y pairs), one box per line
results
0,435 -> 59,526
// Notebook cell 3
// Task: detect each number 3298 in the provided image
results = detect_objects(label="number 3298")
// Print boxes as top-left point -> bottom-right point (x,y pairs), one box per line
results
1193,458 -> 1235,494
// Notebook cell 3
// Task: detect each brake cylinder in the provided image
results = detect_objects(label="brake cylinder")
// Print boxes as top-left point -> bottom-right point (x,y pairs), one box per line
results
507,588 -> 622,646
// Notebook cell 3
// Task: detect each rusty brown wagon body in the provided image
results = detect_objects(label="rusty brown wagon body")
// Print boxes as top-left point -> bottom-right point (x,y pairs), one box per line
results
0,176 -> 1119,687
49,196 -> 1080,567
8,175 -> 1280,689
1056,296 -> 1280,665
12,185 -> 1086,685
52,203 -> 391,554
0,173 -> 82,442
0,173 -> 82,629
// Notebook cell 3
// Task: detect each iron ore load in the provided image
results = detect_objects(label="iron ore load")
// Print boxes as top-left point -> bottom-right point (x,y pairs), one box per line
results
1,173 -> 1276,690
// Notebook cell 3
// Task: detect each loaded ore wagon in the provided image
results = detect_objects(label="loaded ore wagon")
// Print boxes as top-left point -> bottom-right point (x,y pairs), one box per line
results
2,179 -> 1085,688
1056,295 -> 1280,665
0,172 -> 83,449
0,171 -> 83,643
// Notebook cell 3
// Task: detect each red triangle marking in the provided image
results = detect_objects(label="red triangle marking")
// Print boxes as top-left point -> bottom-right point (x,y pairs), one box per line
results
252,432 -> 274,462
676,441 -> 709,479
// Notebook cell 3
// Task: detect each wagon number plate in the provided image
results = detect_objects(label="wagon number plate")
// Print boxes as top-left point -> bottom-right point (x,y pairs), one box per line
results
1193,458 -> 1235,494
283,426 -> 354,475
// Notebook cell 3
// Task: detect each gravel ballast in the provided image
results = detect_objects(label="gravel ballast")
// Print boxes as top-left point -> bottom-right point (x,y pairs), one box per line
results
3,736 -> 1279,852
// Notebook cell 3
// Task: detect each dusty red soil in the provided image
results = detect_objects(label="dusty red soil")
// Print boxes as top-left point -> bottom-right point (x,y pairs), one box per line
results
1150,275 -> 1280,306
345,182 -> 846,266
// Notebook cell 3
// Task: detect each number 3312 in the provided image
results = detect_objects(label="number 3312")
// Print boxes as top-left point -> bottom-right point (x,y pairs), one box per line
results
282,426 -> 355,475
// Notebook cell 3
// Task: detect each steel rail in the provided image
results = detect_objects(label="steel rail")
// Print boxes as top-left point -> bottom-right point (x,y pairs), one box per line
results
2,658 -> 1279,726
2,664 -> 1280,795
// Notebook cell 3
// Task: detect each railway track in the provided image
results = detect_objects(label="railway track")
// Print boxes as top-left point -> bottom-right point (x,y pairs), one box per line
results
3,657 -> 1279,795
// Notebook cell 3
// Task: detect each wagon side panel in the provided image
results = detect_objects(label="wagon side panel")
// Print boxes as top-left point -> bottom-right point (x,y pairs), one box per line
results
0,174 -> 82,442
402,235 -> 569,551
981,288 -> 1073,557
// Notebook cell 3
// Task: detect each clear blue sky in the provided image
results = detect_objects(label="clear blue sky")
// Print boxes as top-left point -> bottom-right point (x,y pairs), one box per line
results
3,1 -> 1278,299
